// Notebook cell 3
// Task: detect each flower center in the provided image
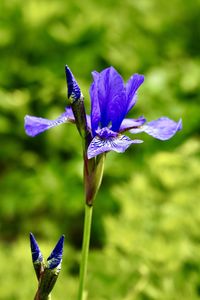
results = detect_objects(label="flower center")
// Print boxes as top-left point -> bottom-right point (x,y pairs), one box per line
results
96,127 -> 118,139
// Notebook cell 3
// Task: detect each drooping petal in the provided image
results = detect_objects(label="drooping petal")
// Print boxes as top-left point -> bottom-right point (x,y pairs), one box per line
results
90,71 -> 101,135
87,128 -> 143,159
95,67 -> 126,131
65,65 -> 81,101
126,74 -> 144,112
24,109 -> 74,137
130,117 -> 182,140
119,116 -> 146,132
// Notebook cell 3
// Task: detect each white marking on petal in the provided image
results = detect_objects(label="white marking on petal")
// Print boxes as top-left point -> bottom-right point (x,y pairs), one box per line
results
87,134 -> 143,159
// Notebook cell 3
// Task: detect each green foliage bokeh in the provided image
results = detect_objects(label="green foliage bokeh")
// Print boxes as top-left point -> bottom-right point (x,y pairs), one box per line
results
0,0 -> 200,299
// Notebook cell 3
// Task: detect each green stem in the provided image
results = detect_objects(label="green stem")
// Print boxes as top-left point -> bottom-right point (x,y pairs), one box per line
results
34,291 -> 51,300
77,204 -> 93,300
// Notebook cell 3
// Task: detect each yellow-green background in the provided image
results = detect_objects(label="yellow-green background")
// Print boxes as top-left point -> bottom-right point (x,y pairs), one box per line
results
0,0 -> 200,299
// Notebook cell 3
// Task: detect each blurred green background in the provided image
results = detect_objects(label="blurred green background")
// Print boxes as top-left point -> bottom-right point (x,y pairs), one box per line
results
0,0 -> 200,299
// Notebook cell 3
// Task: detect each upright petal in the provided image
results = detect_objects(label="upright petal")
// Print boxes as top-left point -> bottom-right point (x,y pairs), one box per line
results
24,109 -> 74,137
126,74 -> 144,112
87,128 -> 143,159
96,67 -> 126,131
130,117 -> 182,140
90,71 -> 101,136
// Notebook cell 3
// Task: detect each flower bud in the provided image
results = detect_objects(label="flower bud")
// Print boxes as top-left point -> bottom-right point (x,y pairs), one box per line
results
30,233 -> 44,280
65,65 -> 81,102
65,65 -> 88,139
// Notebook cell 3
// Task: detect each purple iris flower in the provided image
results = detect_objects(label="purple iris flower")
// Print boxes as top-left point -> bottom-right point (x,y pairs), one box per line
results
24,66 -> 182,159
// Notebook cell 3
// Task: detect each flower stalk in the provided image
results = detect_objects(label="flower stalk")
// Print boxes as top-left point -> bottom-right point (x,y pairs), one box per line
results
77,203 -> 93,300
76,152 -> 105,300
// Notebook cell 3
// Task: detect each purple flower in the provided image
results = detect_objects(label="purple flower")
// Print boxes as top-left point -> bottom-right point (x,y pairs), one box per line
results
24,66 -> 182,159
87,67 -> 182,158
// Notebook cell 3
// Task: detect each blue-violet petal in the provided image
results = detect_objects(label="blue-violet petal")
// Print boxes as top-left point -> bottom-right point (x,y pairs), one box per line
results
119,116 -> 146,132
125,74 -> 144,113
87,132 -> 143,159
130,117 -> 182,140
90,71 -> 101,135
96,67 -> 126,131
24,110 -> 73,137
